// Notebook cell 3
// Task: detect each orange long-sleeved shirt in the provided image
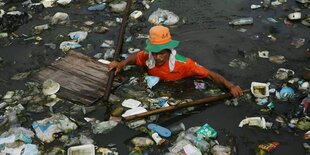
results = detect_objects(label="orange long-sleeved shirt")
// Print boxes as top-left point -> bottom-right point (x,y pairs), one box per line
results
136,51 -> 209,81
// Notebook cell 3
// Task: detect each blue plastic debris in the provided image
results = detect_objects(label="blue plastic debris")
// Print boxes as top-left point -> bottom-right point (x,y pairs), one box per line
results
279,86 -> 294,100
145,76 -> 160,89
88,3 -> 106,11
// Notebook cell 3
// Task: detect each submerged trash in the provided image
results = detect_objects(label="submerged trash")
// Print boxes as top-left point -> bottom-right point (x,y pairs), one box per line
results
11,71 -> 32,80
100,40 -> 114,48
0,11 -> 31,32
148,8 -> 179,25
88,3 -> 106,11
92,120 -> 118,134
228,59 -> 248,69
131,137 -> 154,147
229,17 -> 253,26
104,49 -> 115,60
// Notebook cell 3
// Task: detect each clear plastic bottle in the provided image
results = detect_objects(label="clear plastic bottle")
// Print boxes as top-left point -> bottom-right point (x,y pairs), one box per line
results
184,133 -> 210,152
229,17 -> 253,26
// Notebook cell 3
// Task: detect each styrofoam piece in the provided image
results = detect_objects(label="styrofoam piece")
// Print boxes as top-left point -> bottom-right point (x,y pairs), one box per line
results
97,59 -> 110,64
250,82 -> 269,98
121,107 -> 147,117
67,144 -> 95,155
121,99 -> 141,109
288,12 -> 301,20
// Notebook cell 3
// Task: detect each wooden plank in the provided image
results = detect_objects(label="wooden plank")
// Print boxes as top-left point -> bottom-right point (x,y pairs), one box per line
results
32,50 -> 109,105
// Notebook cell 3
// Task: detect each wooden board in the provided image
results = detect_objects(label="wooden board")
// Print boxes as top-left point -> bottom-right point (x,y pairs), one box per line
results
32,50 -> 109,105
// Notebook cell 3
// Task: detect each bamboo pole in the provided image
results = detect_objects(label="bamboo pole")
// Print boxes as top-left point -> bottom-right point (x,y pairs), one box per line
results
123,90 -> 249,121
103,0 -> 133,101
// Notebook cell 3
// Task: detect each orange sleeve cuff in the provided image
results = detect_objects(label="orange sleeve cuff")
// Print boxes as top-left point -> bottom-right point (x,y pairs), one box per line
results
135,50 -> 148,67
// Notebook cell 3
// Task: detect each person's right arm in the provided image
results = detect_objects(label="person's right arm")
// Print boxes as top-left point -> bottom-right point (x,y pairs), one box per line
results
108,53 -> 137,75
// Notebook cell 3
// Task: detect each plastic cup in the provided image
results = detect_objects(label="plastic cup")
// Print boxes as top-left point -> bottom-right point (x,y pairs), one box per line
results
168,122 -> 185,134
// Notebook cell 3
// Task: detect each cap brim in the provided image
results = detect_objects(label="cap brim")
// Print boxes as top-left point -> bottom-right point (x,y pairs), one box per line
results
145,40 -> 179,53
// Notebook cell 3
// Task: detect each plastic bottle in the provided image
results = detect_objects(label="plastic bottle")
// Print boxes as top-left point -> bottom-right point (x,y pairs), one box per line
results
184,133 -> 210,152
229,17 -> 253,26
34,24 -> 49,31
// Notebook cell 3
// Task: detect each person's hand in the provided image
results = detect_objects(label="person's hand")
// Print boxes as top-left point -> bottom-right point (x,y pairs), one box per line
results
108,61 -> 124,75
229,85 -> 243,97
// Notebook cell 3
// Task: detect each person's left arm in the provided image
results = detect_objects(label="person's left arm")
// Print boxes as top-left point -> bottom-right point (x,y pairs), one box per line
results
186,59 -> 243,97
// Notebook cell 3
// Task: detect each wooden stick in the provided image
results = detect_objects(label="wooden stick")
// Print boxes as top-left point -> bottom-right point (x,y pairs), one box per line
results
123,89 -> 249,121
103,0 -> 133,101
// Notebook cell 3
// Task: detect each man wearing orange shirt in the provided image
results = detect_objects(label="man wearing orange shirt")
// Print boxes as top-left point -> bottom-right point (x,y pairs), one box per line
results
108,26 -> 243,97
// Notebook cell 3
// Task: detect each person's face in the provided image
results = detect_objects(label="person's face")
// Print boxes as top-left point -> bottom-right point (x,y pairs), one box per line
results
151,49 -> 170,66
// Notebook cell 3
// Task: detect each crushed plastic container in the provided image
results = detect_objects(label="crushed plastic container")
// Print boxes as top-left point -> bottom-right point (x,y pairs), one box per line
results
67,144 -> 95,155
250,82 -> 269,98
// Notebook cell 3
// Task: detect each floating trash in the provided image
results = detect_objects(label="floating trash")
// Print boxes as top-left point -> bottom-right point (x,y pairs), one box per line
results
288,12 -> 302,20
229,17 -> 253,26
130,10 -> 143,19
42,79 -> 60,95
269,55 -> 286,64
148,8 -> 179,25
51,12 -> 69,25
109,1 -> 126,13
145,76 -> 160,89
88,3 -> 106,11
291,37 -> 305,48
251,82 -> 269,98
59,41 -> 81,52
